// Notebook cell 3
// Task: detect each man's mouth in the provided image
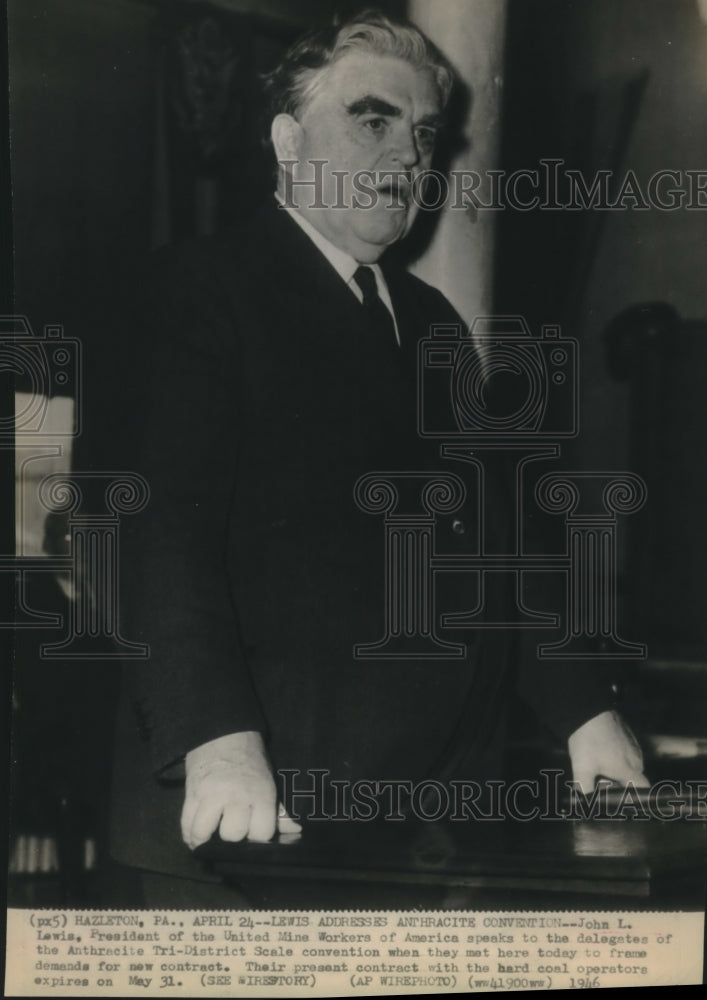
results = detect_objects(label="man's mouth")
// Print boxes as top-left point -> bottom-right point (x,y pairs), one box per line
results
375,174 -> 412,208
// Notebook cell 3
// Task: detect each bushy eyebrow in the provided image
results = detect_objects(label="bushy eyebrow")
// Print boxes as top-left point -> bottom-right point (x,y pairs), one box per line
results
415,113 -> 443,130
345,96 -> 403,118
345,96 -> 443,132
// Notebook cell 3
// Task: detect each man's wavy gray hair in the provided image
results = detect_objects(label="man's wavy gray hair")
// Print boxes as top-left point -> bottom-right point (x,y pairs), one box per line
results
263,8 -> 455,124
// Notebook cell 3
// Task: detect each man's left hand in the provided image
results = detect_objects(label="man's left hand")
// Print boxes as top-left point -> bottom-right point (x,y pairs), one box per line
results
568,709 -> 649,794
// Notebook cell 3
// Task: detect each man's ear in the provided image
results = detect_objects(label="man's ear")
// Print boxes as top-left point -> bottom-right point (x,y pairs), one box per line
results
271,113 -> 302,166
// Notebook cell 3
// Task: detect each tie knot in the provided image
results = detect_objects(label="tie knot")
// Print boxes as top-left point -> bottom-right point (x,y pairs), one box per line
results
353,265 -> 379,306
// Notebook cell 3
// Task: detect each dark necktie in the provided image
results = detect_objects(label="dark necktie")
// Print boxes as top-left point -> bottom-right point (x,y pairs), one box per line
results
353,265 -> 398,351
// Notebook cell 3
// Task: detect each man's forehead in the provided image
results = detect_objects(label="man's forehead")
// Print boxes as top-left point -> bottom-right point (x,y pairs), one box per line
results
320,51 -> 441,115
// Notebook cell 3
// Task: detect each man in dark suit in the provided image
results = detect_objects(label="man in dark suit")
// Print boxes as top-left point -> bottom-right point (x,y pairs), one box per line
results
105,9 -> 647,902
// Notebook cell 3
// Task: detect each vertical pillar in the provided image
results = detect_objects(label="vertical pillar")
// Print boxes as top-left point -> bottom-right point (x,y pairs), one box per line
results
440,443 -> 559,628
39,473 -> 150,659
408,0 -> 508,323
536,473 -> 647,659
354,472 -> 467,659
55,516 -> 121,652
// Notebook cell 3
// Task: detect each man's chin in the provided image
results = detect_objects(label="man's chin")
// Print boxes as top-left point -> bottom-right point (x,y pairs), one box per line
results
351,213 -> 411,253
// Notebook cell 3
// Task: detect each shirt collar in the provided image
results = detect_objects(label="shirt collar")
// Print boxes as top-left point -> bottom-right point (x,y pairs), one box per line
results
274,193 -> 400,344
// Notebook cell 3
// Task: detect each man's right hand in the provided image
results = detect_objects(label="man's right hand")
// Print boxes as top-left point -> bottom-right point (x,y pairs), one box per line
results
181,731 -> 301,849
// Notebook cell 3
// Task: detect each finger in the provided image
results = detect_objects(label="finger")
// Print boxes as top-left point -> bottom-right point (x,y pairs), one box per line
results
618,716 -> 643,753
180,794 -> 200,846
619,740 -> 645,773
188,798 -> 225,849
219,802 -> 252,843
571,769 -> 598,796
278,832 -> 303,845
277,805 -> 303,834
604,769 -> 650,789
247,797 -> 278,843
616,723 -> 646,773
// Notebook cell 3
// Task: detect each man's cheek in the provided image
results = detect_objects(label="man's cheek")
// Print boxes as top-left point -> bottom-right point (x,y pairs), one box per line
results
403,201 -> 420,235
351,170 -> 378,209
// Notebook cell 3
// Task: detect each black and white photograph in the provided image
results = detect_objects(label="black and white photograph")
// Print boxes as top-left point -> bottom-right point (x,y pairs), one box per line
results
5,0 -> 707,994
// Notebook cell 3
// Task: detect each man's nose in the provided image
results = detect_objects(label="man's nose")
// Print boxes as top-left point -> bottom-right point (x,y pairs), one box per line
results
390,125 -> 420,168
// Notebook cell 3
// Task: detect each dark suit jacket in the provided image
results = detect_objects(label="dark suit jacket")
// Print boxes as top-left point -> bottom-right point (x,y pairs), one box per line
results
89,201 -> 612,877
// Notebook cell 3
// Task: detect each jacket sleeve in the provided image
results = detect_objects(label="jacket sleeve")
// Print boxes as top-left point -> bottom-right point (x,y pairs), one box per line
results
516,647 -> 616,744
404,280 -> 617,745
513,554 -> 616,743
113,243 -> 266,775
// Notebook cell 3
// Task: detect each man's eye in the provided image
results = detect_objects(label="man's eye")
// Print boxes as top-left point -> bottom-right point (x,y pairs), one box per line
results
363,117 -> 387,134
415,127 -> 437,149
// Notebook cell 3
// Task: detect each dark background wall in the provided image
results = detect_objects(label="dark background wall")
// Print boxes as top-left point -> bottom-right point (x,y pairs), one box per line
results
496,0 -> 707,469
496,0 -> 707,658
9,0 -> 155,333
